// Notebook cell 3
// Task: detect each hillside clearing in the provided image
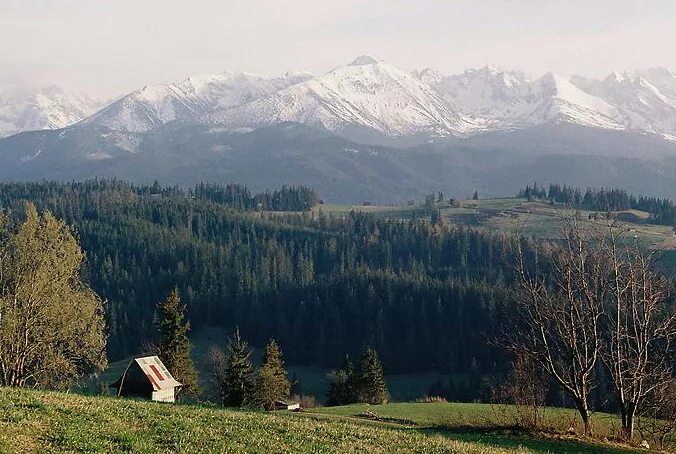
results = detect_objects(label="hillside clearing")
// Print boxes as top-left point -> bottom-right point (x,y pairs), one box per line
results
314,198 -> 676,250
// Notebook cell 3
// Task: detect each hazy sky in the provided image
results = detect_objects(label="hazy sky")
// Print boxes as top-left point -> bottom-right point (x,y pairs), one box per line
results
2,0 -> 675,97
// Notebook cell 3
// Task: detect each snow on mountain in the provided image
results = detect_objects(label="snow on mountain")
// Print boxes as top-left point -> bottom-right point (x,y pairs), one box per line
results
423,66 -> 621,130
83,71 -> 313,133
571,68 -> 676,139
3,60 -> 675,144
217,56 -> 473,137
419,66 -> 532,128
528,73 -> 622,129
410,68 -> 444,87
0,85 -> 102,138
635,67 -> 676,100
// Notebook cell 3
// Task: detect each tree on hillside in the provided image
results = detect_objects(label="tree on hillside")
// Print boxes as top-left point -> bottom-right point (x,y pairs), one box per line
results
251,339 -> 290,410
510,222 -> 604,435
209,328 -> 254,407
0,203 -> 107,388
156,288 -> 199,399
599,230 -> 675,440
356,347 -> 389,405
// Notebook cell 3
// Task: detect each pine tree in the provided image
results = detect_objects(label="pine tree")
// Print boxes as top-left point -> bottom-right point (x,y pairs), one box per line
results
156,288 -> 199,400
252,339 -> 290,410
356,347 -> 389,405
222,328 -> 253,407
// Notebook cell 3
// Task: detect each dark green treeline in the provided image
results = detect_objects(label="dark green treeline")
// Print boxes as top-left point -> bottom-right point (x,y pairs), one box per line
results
0,180 -> 523,377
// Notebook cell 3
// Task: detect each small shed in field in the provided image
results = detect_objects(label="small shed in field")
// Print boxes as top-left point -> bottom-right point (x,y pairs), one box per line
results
110,356 -> 181,403
273,400 -> 300,411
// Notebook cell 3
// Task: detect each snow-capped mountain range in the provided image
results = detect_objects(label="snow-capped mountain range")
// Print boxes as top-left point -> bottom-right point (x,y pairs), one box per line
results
2,57 -> 676,142
81,71 -> 313,133
0,85 -> 103,138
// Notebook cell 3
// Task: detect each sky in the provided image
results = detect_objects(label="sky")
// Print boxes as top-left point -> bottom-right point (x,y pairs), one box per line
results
1,0 -> 675,97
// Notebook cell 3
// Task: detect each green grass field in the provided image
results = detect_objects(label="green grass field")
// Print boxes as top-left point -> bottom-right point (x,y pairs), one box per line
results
0,388 -> 648,454
315,197 -> 676,256
310,402 -> 621,437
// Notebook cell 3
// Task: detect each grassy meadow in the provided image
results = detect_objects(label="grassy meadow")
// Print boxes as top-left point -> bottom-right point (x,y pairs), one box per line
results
0,387 -> 649,454
314,198 -> 676,251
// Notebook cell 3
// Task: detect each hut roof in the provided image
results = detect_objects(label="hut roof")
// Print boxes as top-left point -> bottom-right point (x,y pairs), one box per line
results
111,356 -> 182,391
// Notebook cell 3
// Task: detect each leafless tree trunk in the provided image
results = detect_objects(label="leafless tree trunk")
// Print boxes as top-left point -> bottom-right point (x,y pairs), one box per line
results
599,226 -> 675,440
510,222 -> 605,436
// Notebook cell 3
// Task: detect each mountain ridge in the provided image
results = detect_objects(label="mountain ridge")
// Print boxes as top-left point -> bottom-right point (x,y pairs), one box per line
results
2,58 -> 676,203
3,58 -> 676,142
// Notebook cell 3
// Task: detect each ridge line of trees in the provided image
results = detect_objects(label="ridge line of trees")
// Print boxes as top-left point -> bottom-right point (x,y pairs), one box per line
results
517,183 -> 676,226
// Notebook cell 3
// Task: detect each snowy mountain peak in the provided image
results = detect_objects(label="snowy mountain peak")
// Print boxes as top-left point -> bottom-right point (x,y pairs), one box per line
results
569,68 -> 676,138
215,58 -> 472,137
5,60 -> 676,143
349,55 -> 380,66
83,70 -> 310,133
411,68 -> 445,86
0,85 -> 103,138
537,72 -> 570,90
604,71 -> 628,84
532,72 -> 622,129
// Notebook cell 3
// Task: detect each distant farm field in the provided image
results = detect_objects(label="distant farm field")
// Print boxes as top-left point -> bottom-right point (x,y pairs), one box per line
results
314,197 -> 676,253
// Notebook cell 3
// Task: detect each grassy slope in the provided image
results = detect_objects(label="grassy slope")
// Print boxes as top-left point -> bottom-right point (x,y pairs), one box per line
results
309,403 -> 653,454
0,388 -> 645,454
310,402 -> 619,437
314,198 -> 676,252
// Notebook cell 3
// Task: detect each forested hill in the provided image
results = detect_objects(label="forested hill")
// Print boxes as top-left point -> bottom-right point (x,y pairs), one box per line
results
0,180 -> 523,390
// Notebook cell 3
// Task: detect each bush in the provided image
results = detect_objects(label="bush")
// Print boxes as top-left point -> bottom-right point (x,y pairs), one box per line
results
291,394 -> 319,409
491,353 -> 548,430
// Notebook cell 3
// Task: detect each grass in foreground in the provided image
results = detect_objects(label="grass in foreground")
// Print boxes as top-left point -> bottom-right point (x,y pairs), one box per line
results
0,388 -> 647,454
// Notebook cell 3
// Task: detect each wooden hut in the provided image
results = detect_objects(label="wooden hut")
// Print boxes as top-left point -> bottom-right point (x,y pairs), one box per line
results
273,400 -> 300,411
110,356 -> 181,403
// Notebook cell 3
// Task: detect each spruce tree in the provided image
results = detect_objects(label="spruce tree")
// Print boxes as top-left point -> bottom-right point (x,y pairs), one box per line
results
222,328 -> 253,407
356,347 -> 389,405
156,288 -> 199,399
252,339 -> 290,410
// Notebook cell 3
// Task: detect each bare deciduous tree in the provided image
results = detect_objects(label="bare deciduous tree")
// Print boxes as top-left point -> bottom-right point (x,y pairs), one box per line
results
510,220 -> 676,439
600,227 -> 675,440
510,222 -> 605,436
